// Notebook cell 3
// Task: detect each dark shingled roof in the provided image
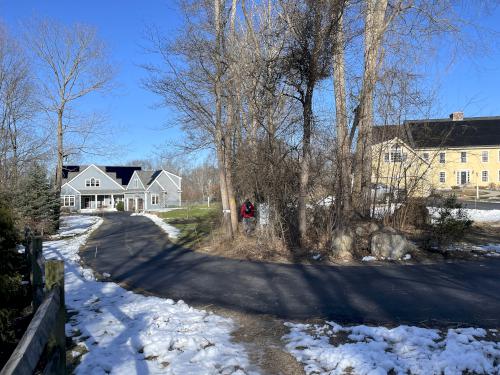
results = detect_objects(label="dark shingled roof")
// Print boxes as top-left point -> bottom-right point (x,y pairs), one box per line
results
62,165 -> 142,186
136,170 -> 162,187
373,116 -> 500,149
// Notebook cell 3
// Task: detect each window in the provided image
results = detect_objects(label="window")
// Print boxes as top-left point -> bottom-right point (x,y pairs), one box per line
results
134,178 -> 139,188
460,151 -> 467,163
482,151 -> 489,162
482,170 -> 489,183
61,195 -> 75,207
85,178 -> 100,187
388,145 -> 407,163
439,172 -> 446,183
422,152 -> 429,162
151,194 -> 159,205
498,170 -> 500,182
384,153 -> 390,163
439,152 -> 446,163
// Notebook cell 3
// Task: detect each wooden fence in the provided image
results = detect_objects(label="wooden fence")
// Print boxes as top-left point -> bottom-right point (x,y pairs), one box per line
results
0,237 -> 66,375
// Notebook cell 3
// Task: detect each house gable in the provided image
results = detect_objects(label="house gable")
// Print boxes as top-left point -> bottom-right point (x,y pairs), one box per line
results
126,170 -> 146,190
65,164 -> 125,191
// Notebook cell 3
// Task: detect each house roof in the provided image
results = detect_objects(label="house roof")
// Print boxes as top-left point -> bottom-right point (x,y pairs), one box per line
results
372,116 -> 500,149
62,165 -> 142,186
136,170 -> 162,187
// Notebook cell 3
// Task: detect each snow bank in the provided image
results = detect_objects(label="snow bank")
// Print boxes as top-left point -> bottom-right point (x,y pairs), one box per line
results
428,207 -> 500,222
43,215 -> 253,374
131,212 -> 180,239
283,322 -> 500,375
56,215 -> 101,238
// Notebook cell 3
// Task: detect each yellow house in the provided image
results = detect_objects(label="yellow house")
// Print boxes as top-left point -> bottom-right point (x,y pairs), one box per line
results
372,112 -> 500,196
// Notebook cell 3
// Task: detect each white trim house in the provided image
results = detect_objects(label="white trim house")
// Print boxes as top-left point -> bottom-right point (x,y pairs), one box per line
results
60,164 -> 182,212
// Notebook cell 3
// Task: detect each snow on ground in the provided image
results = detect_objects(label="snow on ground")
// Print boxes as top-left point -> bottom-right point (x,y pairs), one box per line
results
56,215 -> 102,238
428,207 -> 500,223
43,215 -> 253,374
131,212 -> 180,239
361,256 -> 377,262
283,322 -> 500,375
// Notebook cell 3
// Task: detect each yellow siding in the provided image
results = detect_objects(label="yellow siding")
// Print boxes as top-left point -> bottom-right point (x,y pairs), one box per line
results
372,141 -> 500,196
418,147 -> 500,190
372,139 -> 432,197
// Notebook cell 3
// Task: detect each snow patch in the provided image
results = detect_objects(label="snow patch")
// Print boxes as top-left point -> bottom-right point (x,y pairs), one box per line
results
283,322 -> 500,375
429,207 -> 500,223
56,215 -> 101,238
361,256 -> 377,262
43,215 -> 253,374
131,212 -> 180,239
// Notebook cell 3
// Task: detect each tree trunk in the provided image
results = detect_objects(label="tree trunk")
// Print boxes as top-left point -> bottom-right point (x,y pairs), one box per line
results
352,0 -> 388,217
214,0 -> 233,239
333,11 -> 351,229
55,108 -> 63,193
298,89 -> 313,247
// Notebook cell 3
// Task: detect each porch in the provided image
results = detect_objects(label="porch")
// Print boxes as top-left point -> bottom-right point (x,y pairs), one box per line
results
81,194 -> 124,210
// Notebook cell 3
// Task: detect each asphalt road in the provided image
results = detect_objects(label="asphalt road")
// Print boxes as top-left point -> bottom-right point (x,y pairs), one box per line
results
81,212 -> 500,328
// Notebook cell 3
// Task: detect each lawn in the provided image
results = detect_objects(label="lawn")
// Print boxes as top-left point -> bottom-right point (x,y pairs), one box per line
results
158,204 -> 220,248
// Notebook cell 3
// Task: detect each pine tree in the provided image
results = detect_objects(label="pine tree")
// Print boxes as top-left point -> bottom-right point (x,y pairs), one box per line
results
17,163 -> 60,235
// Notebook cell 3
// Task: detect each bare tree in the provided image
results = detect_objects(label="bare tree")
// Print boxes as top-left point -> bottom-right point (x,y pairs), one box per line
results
25,19 -> 114,193
0,23 -> 46,192
280,0 -> 344,246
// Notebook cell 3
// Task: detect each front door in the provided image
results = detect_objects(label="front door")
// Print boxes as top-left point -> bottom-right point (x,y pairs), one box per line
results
460,171 -> 467,185
128,198 -> 135,212
83,197 -> 91,209
137,198 -> 144,211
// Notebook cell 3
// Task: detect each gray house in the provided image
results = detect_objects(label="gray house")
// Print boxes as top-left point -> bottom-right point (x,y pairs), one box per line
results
60,164 -> 182,212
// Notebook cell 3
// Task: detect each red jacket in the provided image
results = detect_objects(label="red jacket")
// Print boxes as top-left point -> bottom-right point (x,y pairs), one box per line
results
240,202 -> 255,218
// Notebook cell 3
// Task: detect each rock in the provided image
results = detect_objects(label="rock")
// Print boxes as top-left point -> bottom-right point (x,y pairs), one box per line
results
354,221 -> 380,237
331,228 -> 354,259
382,226 -> 397,234
371,231 -> 412,260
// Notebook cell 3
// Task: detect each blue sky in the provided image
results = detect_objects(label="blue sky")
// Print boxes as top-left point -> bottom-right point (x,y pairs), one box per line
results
2,1 -> 500,165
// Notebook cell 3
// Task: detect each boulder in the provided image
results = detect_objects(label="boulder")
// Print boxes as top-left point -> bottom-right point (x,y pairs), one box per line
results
354,221 -> 380,237
331,228 -> 354,260
371,230 -> 412,260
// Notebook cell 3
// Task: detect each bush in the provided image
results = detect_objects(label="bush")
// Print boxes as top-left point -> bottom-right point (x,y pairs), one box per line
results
116,201 -> 124,211
429,195 -> 472,249
0,199 -> 29,366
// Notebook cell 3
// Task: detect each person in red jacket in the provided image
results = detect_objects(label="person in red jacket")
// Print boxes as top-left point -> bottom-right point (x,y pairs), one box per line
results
240,198 -> 255,234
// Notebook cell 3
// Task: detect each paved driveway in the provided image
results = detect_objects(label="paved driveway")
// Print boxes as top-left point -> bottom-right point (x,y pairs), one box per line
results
81,212 -> 500,327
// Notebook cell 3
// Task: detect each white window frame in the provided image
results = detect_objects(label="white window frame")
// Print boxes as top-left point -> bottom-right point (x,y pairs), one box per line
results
482,150 -> 489,163
460,151 -> 467,163
422,152 -> 429,162
439,152 -> 446,164
134,178 -> 139,188
388,145 -> 407,163
482,170 -> 489,183
439,171 -> 446,183
61,195 -> 75,207
85,178 -> 100,187
151,193 -> 159,205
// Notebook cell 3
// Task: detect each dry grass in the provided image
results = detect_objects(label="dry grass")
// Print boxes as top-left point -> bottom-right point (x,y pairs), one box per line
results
200,228 -> 297,263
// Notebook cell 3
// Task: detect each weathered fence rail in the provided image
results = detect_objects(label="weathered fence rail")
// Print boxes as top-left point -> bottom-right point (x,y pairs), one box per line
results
0,237 -> 66,375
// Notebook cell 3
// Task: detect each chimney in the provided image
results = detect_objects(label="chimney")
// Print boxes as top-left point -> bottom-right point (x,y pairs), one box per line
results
449,111 -> 464,121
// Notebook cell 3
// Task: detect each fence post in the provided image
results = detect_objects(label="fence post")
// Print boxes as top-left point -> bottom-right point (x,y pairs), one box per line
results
45,260 -> 66,375
30,237 -> 44,311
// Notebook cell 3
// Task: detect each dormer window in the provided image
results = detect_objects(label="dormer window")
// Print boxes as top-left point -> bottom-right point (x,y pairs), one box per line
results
85,178 -> 100,187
